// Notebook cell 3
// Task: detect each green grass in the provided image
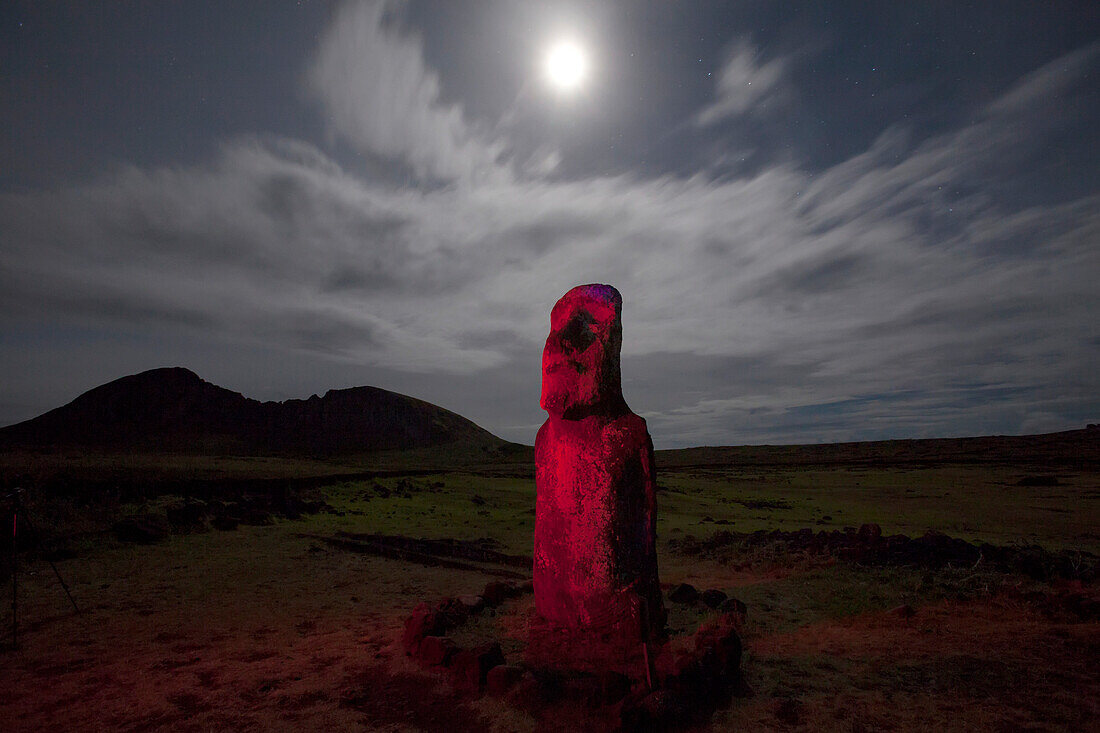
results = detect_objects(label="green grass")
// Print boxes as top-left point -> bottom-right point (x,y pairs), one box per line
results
655,464 -> 1099,553
315,474 -> 536,554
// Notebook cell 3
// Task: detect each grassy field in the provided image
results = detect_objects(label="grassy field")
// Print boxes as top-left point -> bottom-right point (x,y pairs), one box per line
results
1,443 -> 1098,730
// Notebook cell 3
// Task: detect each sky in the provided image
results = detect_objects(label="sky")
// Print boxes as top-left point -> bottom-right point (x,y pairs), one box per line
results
1,1 -> 1098,448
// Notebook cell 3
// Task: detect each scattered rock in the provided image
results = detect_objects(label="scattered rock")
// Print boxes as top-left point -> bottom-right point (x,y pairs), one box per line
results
211,516 -> 239,531
718,597 -> 747,616
700,589 -> 728,609
506,670 -> 544,707
166,500 -> 207,528
450,642 -> 505,692
858,523 -> 882,543
482,581 -> 518,607
670,526 -> 1097,581
457,595 -> 485,615
486,664 -> 525,697
113,514 -> 169,544
432,597 -> 473,629
416,636 -> 457,667
694,614 -> 742,675
402,603 -> 449,655
668,583 -> 699,604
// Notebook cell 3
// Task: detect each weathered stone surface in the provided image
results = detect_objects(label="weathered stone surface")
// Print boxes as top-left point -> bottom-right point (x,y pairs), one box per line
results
402,603 -> 448,655
534,284 -> 665,639
457,594 -> 486,615
700,589 -> 728,609
450,642 -> 505,692
718,596 -> 747,616
434,596 -> 472,627
416,635 -> 457,667
858,522 -> 883,543
485,664 -> 525,697
693,613 -> 743,675
482,581 -> 518,607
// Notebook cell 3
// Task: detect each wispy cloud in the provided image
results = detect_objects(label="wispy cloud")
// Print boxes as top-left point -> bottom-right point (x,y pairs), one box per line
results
307,0 -> 507,184
695,39 -> 790,126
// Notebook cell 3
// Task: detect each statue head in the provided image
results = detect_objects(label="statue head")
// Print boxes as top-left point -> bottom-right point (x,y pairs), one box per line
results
540,284 -> 625,419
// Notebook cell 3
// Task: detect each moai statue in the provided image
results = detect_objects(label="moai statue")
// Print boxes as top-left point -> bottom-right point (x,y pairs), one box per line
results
534,284 -> 665,641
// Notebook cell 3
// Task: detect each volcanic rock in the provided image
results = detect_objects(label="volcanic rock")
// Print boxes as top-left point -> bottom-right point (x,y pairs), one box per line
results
694,613 -> 743,675
416,636 -> 457,667
210,516 -> 239,531
858,523 -> 883,543
402,603 -> 449,655
113,513 -> 169,544
457,595 -> 485,615
485,664 -> 525,697
450,642 -> 505,692
165,499 -> 207,528
668,583 -> 699,604
482,581 -> 518,607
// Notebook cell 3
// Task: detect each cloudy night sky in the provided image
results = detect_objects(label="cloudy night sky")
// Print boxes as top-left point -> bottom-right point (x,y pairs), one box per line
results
1,1 -> 1097,448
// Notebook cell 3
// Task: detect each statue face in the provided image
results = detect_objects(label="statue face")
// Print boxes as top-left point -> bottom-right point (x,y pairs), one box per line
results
540,284 -> 623,418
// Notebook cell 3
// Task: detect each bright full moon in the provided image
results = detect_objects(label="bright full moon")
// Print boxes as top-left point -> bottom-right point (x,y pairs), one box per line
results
544,40 -> 587,91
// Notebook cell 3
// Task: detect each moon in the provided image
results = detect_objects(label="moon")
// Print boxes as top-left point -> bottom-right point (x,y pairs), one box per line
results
544,40 -> 587,91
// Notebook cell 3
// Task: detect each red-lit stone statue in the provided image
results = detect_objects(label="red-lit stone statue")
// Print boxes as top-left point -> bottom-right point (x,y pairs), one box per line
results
534,284 -> 665,642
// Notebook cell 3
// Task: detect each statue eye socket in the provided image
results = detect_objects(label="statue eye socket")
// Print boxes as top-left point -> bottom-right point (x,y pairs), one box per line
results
560,311 -> 597,351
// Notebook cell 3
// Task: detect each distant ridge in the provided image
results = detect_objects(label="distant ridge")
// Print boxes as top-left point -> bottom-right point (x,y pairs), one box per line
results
0,367 -> 506,455
656,427 -> 1100,468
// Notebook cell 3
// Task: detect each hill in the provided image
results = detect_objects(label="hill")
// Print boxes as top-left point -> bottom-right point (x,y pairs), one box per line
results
655,427 -> 1100,468
0,367 -> 505,456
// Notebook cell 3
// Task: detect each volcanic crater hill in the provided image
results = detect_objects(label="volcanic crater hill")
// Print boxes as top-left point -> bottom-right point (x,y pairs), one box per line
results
0,367 -> 506,455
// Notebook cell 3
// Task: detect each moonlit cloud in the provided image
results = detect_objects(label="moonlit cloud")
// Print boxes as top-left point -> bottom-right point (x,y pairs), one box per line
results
307,0 -> 508,184
0,2 -> 1096,446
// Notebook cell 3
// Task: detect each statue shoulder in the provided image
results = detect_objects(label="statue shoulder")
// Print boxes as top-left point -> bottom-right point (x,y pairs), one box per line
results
535,417 -> 554,447
606,411 -> 651,449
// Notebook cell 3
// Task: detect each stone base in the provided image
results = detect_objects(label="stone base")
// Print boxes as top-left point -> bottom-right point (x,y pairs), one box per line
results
524,613 -> 663,681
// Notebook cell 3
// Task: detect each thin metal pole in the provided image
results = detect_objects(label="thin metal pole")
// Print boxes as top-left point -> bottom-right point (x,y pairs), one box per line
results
11,506 -> 17,648
17,503 -> 78,613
